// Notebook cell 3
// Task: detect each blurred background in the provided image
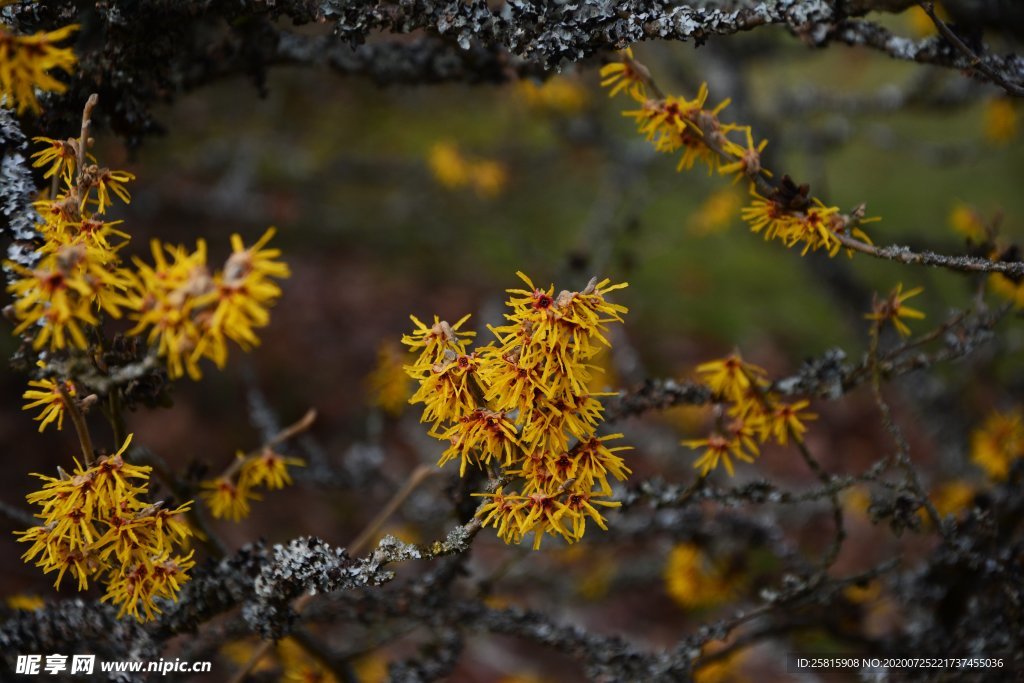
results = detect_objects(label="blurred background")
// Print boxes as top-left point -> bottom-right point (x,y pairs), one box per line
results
2,6 -> 1023,681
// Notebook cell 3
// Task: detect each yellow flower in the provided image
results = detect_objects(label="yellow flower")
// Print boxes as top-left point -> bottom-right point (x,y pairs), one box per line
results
30,136 -> 79,184
989,271 -> 1024,308
6,244 -> 124,350
684,432 -> 755,477
428,141 -> 470,188
970,409 -> 1024,481
695,640 -> 751,683
865,282 -> 925,337
197,228 -> 289,365
984,98 -> 1018,145
366,342 -> 413,414
411,273 -> 630,549
124,229 -> 288,379
599,47 -> 647,102
929,481 -> 975,520
200,477 -> 259,522
470,159 -> 508,198
695,353 -> 767,402
22,374 -> 75,432
225,226 -> 291,283
438,408 -> 519,476
100,550 -> 196,621
278,637 -> 340,683
352,653 -> 388,683
948,201 -> 987,241
689,188 -> 741,236
563,488 -> 620,540
570,433 -> 632,495
905,6 -> 938,37
239,449 -> 304,490
20,436 -> 151,567
717,125 -> 770,180
664,543 -> 731,610
402,313 -> 475,377
220,639 -> 276,673
125,239 -> 210,379
762,400 -> 816,445
6,593 -> 45,611
17,434 -> 194,618
92,502 -> 192,567
475,487 -> 529,545
90,168 -> 135,214
518,75 -> 589,114
741,190 -> 799,243
0,24 -> 78,115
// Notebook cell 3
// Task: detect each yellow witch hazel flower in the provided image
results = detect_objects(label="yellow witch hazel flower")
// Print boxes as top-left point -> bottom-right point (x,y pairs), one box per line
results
21,363 -> 76,432
983,98 -> 1018,145
865,282 -> 925,337
600,49 -> 878,258
240,448 -> 305,490
427,141 -> 508,198
403,273 -> 631,549
0,23 -> 78,115
124,228 -> 289,379
366,341 -> 413,414
200,421 -> 307,522
518,75 -> 589,114
970,408 -> 1024,481
15,434 -> 195,621
30,136 -> 87,184
6,241 -> 130,351
664,543 -> 732,610
200,477 -> 259,523
6,135 -> 136,352
599,47 -> 647,102
684,351 -> 816,476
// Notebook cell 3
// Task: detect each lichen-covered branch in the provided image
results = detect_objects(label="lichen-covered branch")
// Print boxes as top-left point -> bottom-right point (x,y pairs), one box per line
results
5,0 -> 1021,146
606,305 -> 1005,421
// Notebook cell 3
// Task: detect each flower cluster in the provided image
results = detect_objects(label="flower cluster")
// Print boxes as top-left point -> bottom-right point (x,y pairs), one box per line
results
683,352 -> 815,476
124,227 -> 290,380
200,446 -> 304,522
0,21 -> 77,115
7,136 -> 134,353
8,130 -> 290,392
600,49 -> 876,257
403,273 -> 630,549
9,100 -> 297,625
427,141 -> 508,198
15,435 -> 195,621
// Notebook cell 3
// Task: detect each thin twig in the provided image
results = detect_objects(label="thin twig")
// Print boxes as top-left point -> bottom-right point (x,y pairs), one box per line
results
57,382 -> 94,466
0,500 -> 38,527
919,2 -> 1024,97
75,94 -> 98,194
867,326 -> 947,538
348,464 -> 437,556
793,437 -> 845,570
